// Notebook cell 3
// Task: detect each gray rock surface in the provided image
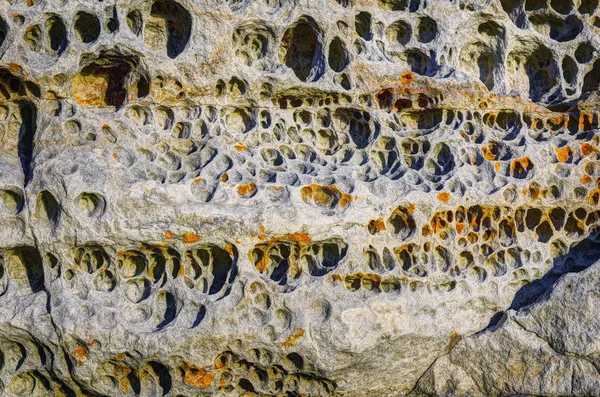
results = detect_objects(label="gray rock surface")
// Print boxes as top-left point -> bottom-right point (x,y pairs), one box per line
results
0,0 -> 598,395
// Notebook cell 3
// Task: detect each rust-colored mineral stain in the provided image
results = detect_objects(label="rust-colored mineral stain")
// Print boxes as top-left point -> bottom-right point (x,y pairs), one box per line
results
580,143 -> 595,156
72,73 -> 111,107
8,62 -> 22,75
181,363 -> 215,389
368,218 -> 386,233
301,184 -> 350,208
73,348 -> 88,366
237,182 -> 257,197
183,231 -> 200,244
582,174 -> 592,184
437,192 -> 450,203
165,231 -> 173,239
281,328 -> 305,348
234,142 -> 247,152
400,71 -> 414,84
555,146 -> 572,163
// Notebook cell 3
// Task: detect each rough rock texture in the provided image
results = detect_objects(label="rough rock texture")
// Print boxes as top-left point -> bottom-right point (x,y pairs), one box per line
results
0,0 -> 599,395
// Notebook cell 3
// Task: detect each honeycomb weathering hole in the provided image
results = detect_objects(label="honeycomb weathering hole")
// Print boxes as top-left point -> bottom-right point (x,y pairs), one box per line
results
74,12 -> 101,43
72,54 -> 140,108
280,17 -> 323,82
145,0 -> 192,59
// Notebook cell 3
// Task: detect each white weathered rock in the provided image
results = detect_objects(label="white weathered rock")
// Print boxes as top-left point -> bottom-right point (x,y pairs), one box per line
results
0,0 -> 598,395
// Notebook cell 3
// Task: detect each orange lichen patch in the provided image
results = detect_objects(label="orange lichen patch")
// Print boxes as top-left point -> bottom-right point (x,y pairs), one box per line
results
259,225 -> 266,232
339,193 -> 353,207
400,71 -> 414,84
546,115 -> 566,129
72,73 -> 111,107
581,143 -> 596,156
437,192 -> 450,203
430,210 -> 453,233
582,174 -> 592,185
165,231 -> 173,239
234,142 -> 247,152
375,89 -> 394,108
367,218 -> 386,234
220,173 -> 228,182
26,0 -> 35,6
181,363 -> 215,389
183,231 -> 201,244
237,182 -> 257,198
281,328 -> 305,348
112,152 -> 118,159
421,225 -> 432,236
300,184 -> 351,208
72,348 -> 88,366
85,339 -> 98,347
554,146 -> 573,163
494,162 -> 501,172
7,62 -> 22,75
481,141 -> 499,161
510,157 -> 533,178
250,232 -> 311,275
193,178 -> 202,184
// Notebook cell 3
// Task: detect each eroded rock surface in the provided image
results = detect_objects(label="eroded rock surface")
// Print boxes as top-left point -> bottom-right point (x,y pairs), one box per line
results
0,0 -> 599,395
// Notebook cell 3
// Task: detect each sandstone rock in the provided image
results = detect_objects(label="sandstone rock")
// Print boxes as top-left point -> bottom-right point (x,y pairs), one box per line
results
0,0 -> 598,395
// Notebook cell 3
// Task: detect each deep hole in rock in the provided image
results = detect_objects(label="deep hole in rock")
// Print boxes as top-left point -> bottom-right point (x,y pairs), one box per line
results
328,37 -> 349,72
147,361 -> 172,394
156,291 -> 177,329
529,14 -> 583,43
106,6 -> 119,33
579,0 -> 598,13
583,59 -> 600,94
385,19 -> 411,46
209,246 -> 233,295
46,16 -> 67,54
525,0 -> 545,11
73,54 -> 139,108
561,56 -> 577,86
575,42 -> 594,64
74,12 -> 100,43
417,16 -> 437,43
9,246 -> 45,293
36,190 -> 59,223
501,0 -> 528,29
126,10 -> 143,36
280,18 -> 322,82
550,0 -> 571,14
355,12 -> 372,41
0,17 -> 6,47
18,102 -> 36,184
145,0 -> 192,58
137,75 -> 149,98
405,48 -> 429,75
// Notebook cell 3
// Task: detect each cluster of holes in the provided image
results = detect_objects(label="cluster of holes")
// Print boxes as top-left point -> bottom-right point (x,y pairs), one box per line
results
351,203 -> 600,294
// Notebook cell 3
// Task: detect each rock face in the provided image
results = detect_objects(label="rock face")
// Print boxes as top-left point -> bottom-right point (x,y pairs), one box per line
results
0,0 -> 599,395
